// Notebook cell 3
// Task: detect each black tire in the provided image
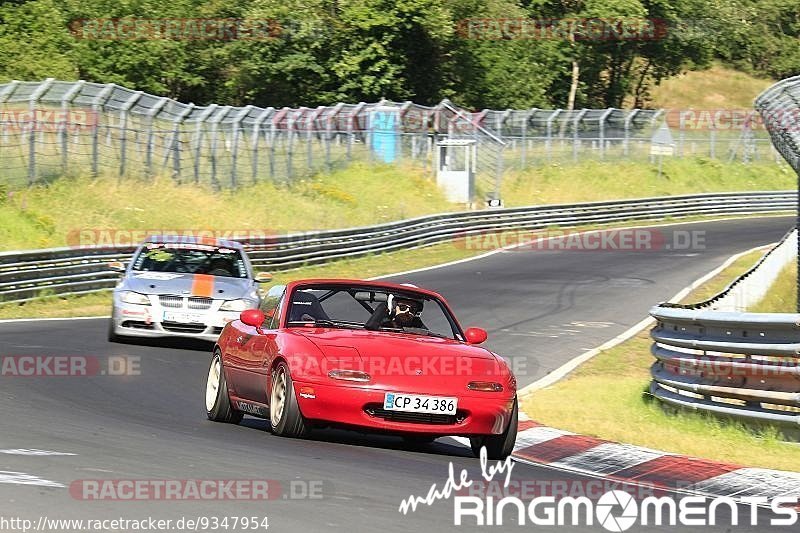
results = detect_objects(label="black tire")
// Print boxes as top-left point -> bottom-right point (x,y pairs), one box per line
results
205,351 -> 243,424
470,397 -> 518,460
269,361 -> 309,438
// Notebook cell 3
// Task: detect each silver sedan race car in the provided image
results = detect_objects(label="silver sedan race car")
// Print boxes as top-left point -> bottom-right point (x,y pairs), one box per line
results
108,236 -> 270,342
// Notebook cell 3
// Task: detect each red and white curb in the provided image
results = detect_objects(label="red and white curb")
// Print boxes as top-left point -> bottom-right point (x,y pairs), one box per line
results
468,412 -> 800,505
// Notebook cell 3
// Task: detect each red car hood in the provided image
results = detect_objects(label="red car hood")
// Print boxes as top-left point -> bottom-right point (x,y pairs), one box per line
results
295,328 -> 509,392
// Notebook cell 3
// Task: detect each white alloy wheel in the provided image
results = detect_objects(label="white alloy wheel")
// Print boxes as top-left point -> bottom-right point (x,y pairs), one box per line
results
206,355 -> 221,412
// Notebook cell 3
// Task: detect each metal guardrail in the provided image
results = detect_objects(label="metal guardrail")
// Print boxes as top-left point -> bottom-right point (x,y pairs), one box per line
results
646,75 -> 800,434
0,191 -> 795,304
650,308 -> 800,428
649,229 -> 800,432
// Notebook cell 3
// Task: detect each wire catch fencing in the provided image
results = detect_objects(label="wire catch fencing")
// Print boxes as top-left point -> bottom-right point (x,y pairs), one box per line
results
0,79 -> 785,196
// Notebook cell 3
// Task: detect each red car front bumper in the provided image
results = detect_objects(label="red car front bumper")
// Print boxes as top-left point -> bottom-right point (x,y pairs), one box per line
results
293,380 -> 515,436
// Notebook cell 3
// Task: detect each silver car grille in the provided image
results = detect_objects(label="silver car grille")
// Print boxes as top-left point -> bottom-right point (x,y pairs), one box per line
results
188,297 -> 213,310
158,295 -> 215,310
159,295 -> 184,308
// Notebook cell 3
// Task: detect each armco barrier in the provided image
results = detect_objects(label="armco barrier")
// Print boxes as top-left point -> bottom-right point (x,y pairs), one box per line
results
649,229 -> 800,433
0,191 -> 795,304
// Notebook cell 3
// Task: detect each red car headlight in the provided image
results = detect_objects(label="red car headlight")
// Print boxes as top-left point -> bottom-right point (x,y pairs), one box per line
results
328,369 -> 371,383
467,381 -> 504,392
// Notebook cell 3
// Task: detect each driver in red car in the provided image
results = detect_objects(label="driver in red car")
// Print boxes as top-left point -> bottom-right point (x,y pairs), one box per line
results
365,294 -> 425,330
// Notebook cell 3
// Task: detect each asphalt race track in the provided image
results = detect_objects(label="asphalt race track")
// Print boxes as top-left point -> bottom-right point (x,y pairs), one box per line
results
0,216 -> 794,532
386,217 -> 795,386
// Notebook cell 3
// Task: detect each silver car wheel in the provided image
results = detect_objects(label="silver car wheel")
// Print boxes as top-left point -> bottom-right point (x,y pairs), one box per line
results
270,366 -> 287,427
205,355 -> 221,412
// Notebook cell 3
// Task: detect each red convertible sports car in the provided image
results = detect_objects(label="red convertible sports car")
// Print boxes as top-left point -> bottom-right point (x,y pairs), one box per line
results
205,279 -> 518,459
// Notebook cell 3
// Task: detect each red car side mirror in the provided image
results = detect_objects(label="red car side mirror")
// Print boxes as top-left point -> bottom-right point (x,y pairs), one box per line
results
240,309 -> 266,328
465,327 -> 488,345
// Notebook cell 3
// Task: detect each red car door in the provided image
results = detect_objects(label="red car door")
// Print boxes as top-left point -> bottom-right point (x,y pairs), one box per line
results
232,284 -> 286,405
235,331 -> 271,404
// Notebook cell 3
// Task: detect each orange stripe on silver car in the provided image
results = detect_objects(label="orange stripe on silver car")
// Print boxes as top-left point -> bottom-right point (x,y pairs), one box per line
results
191,274 -> 214,297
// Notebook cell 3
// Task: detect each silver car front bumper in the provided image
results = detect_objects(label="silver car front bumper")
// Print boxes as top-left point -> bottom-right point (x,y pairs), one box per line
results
111,293 -> 242,342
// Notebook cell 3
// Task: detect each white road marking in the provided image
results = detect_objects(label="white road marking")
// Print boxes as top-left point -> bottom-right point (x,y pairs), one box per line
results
450,436 -> 469,447
0,471 -> 64,488
568,321 -> 614,328
0,449 -> 76,456
504,331 -> 560,338
503,321 -> 614,338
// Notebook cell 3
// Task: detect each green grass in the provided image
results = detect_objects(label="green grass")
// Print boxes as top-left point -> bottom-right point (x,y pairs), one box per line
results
521,245 -> 800,472
750,261 -> 798,313
0,161 -> 453,251
680,248 -> 769,304
501,157 -> 793,207
0,292 -> 112,320
1,157 -> 794,251
644,63 -> 775,109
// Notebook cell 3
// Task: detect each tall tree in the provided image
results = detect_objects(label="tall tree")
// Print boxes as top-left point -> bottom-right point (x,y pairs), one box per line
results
0,0 -> 77,82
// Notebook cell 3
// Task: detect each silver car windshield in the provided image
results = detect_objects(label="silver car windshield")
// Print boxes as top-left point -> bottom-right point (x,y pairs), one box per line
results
131,243 -> 248,278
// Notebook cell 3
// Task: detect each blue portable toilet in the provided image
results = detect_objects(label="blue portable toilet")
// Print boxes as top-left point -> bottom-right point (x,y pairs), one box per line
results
370,106 -> 399,163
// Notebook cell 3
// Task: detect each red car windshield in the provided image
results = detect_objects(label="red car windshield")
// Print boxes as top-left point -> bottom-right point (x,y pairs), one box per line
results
286,286 -> 462,340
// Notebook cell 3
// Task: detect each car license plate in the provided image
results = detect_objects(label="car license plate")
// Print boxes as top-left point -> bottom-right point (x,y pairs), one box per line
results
383,393 -> 457,415
162,311 -> 206,324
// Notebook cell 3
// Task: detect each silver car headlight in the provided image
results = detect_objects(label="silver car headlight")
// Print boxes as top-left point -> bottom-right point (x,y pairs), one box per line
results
219,299 -> 251,312
120,291 -> 151,306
